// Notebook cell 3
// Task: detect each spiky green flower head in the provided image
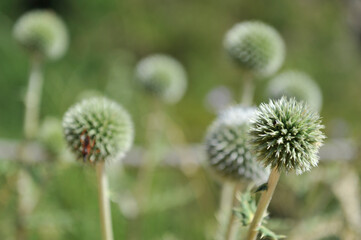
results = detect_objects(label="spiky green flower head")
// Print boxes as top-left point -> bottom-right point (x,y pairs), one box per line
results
62,97 -> 134,164
13,10 -> 69,60
205,106 -> 270,183
135,54 -> 187,104
249,97 -> 325,174
267,71 -> 323,111
224,21 -> 285,76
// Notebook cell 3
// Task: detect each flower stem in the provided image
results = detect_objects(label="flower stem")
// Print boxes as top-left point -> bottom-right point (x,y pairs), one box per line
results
24,57 -> 43,139
16,56 -> 43,239
135,98 -> 164,208
240,72 -> 254,106
246,168 -> 280,240
215,182 -> 237,240
96,162 -> 114,240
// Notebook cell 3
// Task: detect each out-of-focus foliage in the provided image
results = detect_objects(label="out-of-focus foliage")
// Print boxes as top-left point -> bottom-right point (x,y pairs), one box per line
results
0,0 -> 361,239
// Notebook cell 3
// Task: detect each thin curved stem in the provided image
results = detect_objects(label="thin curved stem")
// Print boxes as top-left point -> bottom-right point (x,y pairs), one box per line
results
96,162 -> 114,240
24,57 -> 43,139
246,168 -> 280,240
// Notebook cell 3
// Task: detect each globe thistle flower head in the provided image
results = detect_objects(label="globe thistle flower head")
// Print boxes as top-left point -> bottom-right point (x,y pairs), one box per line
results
205,106 -> 270,183
13,10 -> 69,60
224,21 -> 285,76
249,97 -> 325,174
135,54 -> 187,104
63,97 -> 134,164
267,71 -> 323,111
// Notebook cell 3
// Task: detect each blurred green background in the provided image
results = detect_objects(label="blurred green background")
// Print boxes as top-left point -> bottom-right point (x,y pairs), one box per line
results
0,0 -> 361,239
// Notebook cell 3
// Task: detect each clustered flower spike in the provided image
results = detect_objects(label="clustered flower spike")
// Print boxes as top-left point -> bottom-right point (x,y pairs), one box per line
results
135,54 -> 187,104
267,70 -> 323,111
224,21 -> 285,76
205,106 -> 269,183
13,10 -> 69,60
249,97 -> 325,174
63,97 -> 134,164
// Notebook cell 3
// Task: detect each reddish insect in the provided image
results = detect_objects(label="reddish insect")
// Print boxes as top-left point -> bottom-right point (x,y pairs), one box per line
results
80,129 -> 96,162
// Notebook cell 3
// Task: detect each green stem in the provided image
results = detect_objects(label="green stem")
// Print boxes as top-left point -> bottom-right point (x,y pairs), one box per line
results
15,169 -> 31,240
246,168 -> 280,240
216,182 -> 237,240
96,162 -> 114,240
135,99 -> 164,209
24,57 -> 43,139
16,56 -> 43,240
240,72 -> 254,106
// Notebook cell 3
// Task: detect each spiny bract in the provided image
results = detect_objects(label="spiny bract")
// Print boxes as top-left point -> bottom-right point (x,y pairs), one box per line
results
205,106 -> 269,183
63,97 -> 134,164
249,97 -> 325,174
267,70 -> 323,111
135,54 -> 187,104
13,10 -> 68,60
224,21 -> 285,76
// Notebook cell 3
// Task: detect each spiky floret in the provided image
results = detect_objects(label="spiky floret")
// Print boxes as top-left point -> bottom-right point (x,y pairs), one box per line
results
224,21 -> 285,76
249,97 -> 325,174
63,97 -> 134,164
205,106 -> 269,183
135,54 -> 187,104
267,71 -> 323,111
13,10 -> 68,60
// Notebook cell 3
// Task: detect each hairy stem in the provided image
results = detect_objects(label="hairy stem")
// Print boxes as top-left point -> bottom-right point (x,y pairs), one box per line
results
246,168 -> 280,240
24,57 -> 43,139
96,162 -> 114,240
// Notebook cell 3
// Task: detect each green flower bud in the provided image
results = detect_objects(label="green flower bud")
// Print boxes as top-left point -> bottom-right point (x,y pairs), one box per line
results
249,97 -> 325,174
135,54 -> 187,104
63,97 -> 134,164
13,10 -> 69,60
205,106 -> 269,183
224,21 -> 285,76
266,71 -> 323,111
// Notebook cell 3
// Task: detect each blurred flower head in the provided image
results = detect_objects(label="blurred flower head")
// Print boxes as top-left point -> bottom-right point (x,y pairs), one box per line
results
135,54 -> 187,104
224,21 -> 285,76
205,106 -> 269,183
63,97 -> 134,164
266,70 -> 323,111
13,10 -> 69,60
249,97 -> 325,174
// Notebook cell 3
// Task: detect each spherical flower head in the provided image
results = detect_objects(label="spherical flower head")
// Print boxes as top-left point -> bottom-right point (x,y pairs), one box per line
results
249,97 -> 325,174
135,54 -> 187,104
62,97 -> 134,164
224,21 -> 285,76
205,106 -> 270,183
13,10 -> 69,60
267,71 -> 323,111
